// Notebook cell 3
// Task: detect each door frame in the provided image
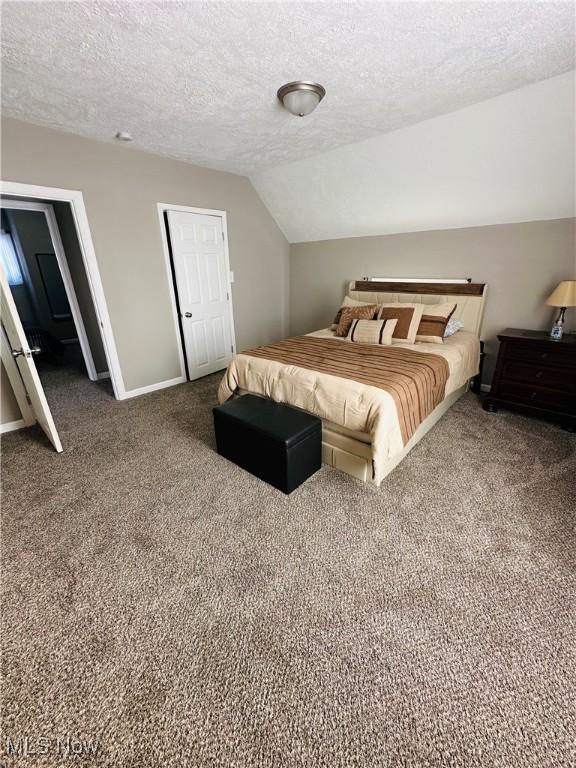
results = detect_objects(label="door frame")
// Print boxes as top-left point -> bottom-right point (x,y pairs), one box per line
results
0,181 -> 124,398
157,203 -> 236,382
2,199 -> 99,381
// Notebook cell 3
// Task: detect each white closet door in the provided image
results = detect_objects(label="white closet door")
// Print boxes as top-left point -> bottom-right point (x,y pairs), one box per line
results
0,263 -> 62,452
167,211 -> 234,380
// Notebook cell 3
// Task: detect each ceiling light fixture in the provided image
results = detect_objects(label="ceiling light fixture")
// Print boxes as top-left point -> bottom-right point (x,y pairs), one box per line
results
277,81 -> 326,117
115,131 -> 133,142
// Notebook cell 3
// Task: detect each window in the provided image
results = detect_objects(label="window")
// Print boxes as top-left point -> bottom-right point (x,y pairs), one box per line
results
0,229 -> 24,286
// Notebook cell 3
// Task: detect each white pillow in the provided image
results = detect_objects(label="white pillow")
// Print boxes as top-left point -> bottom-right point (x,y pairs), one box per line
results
444,319 -> 464,337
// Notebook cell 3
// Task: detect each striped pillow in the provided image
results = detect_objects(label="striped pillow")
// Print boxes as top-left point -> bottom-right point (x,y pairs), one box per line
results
416,303 -> 457,343
334,304 -> 378,337
347,318 -> 398,346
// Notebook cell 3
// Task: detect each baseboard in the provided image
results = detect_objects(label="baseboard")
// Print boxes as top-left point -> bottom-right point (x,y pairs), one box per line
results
119,375 -> 187,400
1,418 -> 27,434
480,384 -> 491,393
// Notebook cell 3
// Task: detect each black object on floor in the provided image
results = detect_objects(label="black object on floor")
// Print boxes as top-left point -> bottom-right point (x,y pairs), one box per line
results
23,324 -> 65,364
213,394 -> 322,494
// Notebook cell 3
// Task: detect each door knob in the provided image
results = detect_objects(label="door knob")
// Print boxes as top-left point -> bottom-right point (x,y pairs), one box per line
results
184,312 -> 192,318
12,346 -> 41,358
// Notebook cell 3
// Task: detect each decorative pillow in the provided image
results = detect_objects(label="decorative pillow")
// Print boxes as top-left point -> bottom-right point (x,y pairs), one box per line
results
347,318 -> 398,346
331,295 -> 376,330
416,303 -> 457,343
377,303 -> 425,344
444,318 -> 464,338
334,304 -> 378,337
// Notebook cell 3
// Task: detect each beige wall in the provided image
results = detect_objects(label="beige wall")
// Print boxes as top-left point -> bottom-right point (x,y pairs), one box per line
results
1,361 -> 21,425
290,219 -> 576,384
1,118 -> 289,393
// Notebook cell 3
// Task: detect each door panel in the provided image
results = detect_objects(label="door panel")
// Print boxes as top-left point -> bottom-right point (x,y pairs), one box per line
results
0,262 -> 62,451
211,316 -> 227,361
180,224 -> 197,241
167,211 -> 234,380
191,320 -> 209,367
182,253 -> 202,305
206,253 -> 222,303
201,223 -> 218,244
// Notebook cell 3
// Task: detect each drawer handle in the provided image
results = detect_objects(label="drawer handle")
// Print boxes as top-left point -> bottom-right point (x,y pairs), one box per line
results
540,352 -> 548,359
530,392 -> 537,399
536,371 -> 543,379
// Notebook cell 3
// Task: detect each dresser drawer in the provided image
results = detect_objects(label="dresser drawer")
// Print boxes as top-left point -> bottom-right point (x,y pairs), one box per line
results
505,341 -> 576,368
496,381 -> 576,414
487,330 -> 576,427
501,360 -> 576,393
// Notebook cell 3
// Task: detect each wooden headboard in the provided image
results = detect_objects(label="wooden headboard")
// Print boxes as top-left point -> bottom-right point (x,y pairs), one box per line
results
348,280 -> 488,336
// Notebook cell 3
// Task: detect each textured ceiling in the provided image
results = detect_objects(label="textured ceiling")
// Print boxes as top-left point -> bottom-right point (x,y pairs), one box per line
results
252,72 -> 575,242
2,1 -> 574,175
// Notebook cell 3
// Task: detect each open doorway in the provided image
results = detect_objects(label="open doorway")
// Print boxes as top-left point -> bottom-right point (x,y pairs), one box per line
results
1,199 -> 108,390
0,183 -> 123,450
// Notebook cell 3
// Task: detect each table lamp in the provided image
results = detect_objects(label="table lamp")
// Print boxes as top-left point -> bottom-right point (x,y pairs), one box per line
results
546,280 -> 576,339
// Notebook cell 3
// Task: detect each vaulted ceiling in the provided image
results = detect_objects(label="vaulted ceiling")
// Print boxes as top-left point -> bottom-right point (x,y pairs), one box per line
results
2,1 -> 574,176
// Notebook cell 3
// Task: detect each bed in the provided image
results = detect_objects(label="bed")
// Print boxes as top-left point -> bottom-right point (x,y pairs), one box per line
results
219,280 -> 487,486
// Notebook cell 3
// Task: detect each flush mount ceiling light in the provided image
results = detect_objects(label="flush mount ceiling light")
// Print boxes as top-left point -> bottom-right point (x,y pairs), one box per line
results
114,131 -> 133,142
277,81 -> 326,117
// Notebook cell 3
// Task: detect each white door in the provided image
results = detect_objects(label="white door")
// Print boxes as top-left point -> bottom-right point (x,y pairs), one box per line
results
0,263 -> 63,452
167,210 -> 235,380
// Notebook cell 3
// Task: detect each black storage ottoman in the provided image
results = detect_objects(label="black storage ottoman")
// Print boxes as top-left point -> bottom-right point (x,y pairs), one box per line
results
213,394 -> 322,494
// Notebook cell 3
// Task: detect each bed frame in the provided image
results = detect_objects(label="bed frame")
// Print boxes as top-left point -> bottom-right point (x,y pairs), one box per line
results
320,280 -> 487,485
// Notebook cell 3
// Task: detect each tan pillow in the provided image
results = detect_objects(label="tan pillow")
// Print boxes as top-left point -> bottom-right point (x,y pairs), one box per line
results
415,303 -> 457,343
335,304 -> 378,337
377,303 -> 424,344
347,318 -> 398,346
331,295 -> 376,329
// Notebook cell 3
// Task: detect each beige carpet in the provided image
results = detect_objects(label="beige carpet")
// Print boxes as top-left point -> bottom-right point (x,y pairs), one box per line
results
1,365 -> 575,767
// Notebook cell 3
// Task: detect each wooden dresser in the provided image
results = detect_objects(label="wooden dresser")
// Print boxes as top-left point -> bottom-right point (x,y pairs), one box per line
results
484,329 -> 576,430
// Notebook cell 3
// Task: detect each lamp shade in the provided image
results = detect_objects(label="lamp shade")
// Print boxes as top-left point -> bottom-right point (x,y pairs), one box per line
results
546,280 -> 576,307
282,89 -> 321,117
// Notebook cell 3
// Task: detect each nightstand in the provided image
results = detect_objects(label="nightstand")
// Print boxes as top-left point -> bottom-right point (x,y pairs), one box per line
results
483,328 -> 576,431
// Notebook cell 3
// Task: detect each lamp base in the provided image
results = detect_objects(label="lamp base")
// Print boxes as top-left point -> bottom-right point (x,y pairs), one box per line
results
550,306 -> 566,340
